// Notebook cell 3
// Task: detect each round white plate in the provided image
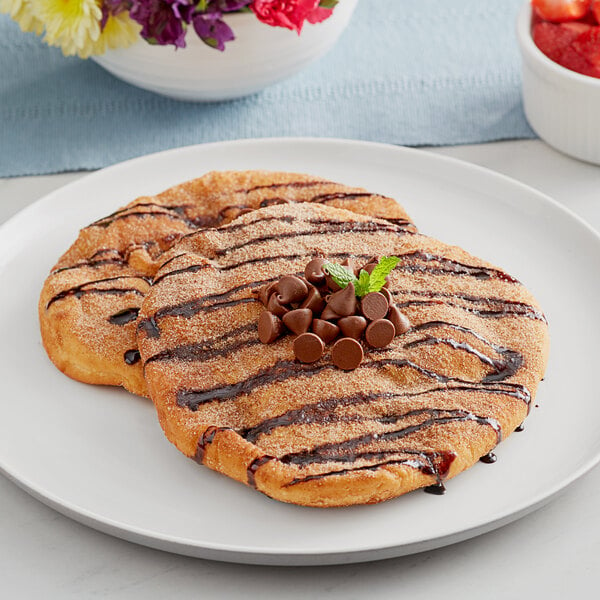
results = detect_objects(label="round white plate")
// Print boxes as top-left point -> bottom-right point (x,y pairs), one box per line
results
1,139 -> 598,566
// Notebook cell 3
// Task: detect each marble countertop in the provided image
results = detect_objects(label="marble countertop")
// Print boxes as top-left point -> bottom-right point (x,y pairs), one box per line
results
1,139 -> 598,598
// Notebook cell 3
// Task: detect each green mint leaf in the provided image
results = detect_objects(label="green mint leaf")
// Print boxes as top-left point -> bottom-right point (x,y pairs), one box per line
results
319,0 -> 339,8
323,262 -> 358,289
355,269 -> 371,298
367,256 -> 400,293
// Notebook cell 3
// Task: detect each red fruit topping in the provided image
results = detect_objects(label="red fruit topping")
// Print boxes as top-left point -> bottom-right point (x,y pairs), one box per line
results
572,27 -> 600,67
532,0 -> 591,22
532,22 -> 583,61
559,44 -> 600,75
533,19 -> 600,77
592,0 -> 600,23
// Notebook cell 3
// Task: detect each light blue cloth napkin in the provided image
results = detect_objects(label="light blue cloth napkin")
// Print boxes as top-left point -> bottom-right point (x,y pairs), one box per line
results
0,0 -> 534,177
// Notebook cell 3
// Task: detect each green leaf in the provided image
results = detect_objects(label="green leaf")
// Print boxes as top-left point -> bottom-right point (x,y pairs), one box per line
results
354,269 -> 371,298
319,0 -> 339,8
367,256 -> 400,293
323,262 -> 358,289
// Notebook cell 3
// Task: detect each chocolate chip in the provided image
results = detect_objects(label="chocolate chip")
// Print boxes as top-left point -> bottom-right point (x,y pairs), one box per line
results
258,311 -> 284,344
274,276 -> 308,304
282,308 -> 313,335
256,282 -> 276,306
338,315 -> 367,340
321,304 -> 342,321
331,337 -> 364,370
300,286 -> 325,313
341,257 -> 360,277
365,319 -> 396,348
304,258 -> 327,286
380,287 -> 393,304
325,274 -> 342,292
361,292 -> 389,321
388,306 -> 411,335
326,283 -> 357,316
267,293 -> 289,317
311,319 -> 340,344
293,333 -> 324,363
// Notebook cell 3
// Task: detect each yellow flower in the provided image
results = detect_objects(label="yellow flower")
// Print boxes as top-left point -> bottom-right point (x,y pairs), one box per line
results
92,11 -> 140,55
0,0 -> 45,35
32,0 -> 103,58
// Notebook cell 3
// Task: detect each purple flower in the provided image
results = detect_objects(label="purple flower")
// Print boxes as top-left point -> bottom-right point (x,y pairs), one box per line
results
193,12 -> 235,51
129,0 -> 195,48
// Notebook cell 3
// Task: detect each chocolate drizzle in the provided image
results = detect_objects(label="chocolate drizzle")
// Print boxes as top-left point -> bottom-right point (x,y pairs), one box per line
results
108,307 -> 140,326
398,251 -> 519,283
247,455 -> 275,488
124,349 -> 141,365
479,451 -> 497,464
176,355 -> 529,412
46,276 -> 149,309
214,219 -> 407,256
194,426 -> 228,463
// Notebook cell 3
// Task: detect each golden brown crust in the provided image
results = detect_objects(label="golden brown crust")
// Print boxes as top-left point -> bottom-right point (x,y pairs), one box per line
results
38,171 -> 415,396
137,203 -> 549,507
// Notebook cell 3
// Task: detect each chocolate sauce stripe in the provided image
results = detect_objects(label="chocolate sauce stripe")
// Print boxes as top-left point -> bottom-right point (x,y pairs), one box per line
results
88,207 -> 191,229
278,410 -> 500,468
238,180 -> 331,194
241,387 -> 506,444
309,192 -> 378,204
283,456 -> 428,487
144,323 -> 258,367
91,201 -> 188,223
153,262 -> 210,286
215,220 -> 406,256
406,335 -> 506,371
51,257 -> 128,275
176,357 -> 530,412
398,251 -> 519,283
46,275 -> 150,309
152,251 -> 376,289
158,252 -> 188,272
394,289 -> 546,322
145,273 -> 290,326
217,214 -> 295,234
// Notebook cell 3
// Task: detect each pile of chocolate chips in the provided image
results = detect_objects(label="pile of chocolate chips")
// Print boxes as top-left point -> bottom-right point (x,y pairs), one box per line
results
255,257 -> 411,370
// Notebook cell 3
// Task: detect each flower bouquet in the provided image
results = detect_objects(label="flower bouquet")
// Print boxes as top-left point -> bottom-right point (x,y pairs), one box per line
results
1,0 -> 339,58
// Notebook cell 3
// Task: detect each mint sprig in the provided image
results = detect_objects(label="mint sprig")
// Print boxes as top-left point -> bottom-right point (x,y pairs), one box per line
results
322,262 -> 357,289
323,256 -> 400,298
366,256 -> 400,293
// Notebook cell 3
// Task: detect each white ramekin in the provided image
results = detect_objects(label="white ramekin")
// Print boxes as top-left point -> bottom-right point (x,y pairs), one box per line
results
517,2 -> 600,165
92,0 -> 358,102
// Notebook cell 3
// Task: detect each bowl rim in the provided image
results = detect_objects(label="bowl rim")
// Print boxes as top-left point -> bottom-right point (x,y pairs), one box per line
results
517,1 -> 600,88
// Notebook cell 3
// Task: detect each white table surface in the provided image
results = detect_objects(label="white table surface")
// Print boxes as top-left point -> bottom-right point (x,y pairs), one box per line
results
1,139 -> 598,598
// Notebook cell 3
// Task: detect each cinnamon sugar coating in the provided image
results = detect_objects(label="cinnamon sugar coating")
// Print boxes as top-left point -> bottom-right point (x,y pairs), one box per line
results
38,171 -> 414,396
137,203 -> 549,507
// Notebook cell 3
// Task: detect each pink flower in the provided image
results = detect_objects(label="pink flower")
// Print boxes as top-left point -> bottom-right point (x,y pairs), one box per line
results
251,0 -> 333,34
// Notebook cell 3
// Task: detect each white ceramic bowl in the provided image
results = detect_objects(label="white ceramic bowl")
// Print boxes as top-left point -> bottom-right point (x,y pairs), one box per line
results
517,2 -> 600,165
92,0 -> 358,102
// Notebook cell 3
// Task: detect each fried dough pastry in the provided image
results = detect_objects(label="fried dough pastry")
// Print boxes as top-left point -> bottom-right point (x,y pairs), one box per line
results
39,171 -> 414,396
137,203 -> 549,507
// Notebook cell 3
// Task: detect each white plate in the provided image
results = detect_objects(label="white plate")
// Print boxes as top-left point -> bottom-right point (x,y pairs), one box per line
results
1,139 -> 599,566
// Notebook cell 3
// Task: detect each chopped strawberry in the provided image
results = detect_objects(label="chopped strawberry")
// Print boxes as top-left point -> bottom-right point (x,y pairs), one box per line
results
592,0 -> 600,23
558,44 -> 600,75
532,21 -> 586,61
572,27 -> 600,67
532,0 -> 591,22
561,20 -> 595,33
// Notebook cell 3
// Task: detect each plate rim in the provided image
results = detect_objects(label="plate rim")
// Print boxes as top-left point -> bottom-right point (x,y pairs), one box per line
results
2,137 -> 599,565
